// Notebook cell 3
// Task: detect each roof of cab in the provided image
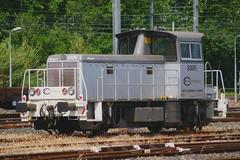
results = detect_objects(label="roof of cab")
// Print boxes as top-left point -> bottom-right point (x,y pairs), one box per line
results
116,29 -> 204,40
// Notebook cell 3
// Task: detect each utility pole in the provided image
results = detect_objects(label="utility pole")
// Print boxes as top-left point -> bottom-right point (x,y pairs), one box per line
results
193,0 -> 199,32
150,0 -> 154,29
9,27 -> 22,87
238,71 -> 240,95
234,35 -> 240,102
112,0 -> 121,54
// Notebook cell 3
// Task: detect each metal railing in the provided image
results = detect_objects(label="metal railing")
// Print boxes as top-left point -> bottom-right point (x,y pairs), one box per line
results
21,68 -> 88,101
97,68 -> 179,101
204,69 -> 225,99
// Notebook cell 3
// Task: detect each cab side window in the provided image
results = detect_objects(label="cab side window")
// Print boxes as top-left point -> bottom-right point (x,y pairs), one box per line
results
180,43 -> 190,58
180,42 -> 201,60
191,44 -> 201,59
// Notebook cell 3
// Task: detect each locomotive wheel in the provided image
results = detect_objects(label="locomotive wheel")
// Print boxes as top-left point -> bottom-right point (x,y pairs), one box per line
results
90,107 -> 110,136
147,126 -> 162,133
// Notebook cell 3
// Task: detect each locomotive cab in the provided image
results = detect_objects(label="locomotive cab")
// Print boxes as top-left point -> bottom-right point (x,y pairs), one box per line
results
117,30 -> 205,100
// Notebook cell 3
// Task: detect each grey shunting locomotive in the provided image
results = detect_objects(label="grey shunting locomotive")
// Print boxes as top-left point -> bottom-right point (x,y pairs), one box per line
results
16,29 -> 227,134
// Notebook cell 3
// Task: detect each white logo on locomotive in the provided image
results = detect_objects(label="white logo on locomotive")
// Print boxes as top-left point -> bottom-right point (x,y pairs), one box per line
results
43,88 -> 51,95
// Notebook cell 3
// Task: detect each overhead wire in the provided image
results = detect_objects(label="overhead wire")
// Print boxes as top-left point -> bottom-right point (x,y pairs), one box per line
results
0,3 -> 239,34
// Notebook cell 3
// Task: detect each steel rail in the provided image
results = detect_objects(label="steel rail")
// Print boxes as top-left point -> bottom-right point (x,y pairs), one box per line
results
1,141 -> 240,160
1,132 -> 240,154
0,129 -> 233,143
211,117 -> 240,122
0,113 -> 32,129
0,113 -> 20,118
0,122 -> 32,129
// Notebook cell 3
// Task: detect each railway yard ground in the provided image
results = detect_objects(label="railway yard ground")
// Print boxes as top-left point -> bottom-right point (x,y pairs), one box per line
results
0,100 -> 240,160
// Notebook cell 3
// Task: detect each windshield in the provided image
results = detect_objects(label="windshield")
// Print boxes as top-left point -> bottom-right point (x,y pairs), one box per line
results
118,35 -> 138,55
118,32 -> 177,61
150,35 -> 177,61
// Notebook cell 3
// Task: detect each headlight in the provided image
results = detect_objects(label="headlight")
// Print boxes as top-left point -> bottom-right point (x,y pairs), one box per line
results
29,88 -> 35,96
68,87 -> 75,95
62,88 -> 68,95
35,88 -> 41,96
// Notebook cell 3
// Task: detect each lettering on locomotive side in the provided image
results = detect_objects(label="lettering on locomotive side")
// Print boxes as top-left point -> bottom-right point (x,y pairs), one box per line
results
187,65 -> 197,71
182,89 -> 203,92
183,77 -> 201,86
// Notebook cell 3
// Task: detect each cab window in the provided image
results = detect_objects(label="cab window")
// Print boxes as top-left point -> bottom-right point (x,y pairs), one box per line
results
191,44 -> 201,59
118,32 -> 177,61
180,43 -> 190,58
151,36 -> 177,61
129,36 -> 137,54
119,38 -> 128,55
180,42 -> 201,60
118,36 -> 137,55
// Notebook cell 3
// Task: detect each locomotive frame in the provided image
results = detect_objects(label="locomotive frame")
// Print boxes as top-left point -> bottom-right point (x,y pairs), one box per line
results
16,29 -> 228,134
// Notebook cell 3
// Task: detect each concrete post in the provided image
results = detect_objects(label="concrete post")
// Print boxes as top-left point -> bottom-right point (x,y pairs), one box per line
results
193,0 -> 199,32
112,0 -> 121,54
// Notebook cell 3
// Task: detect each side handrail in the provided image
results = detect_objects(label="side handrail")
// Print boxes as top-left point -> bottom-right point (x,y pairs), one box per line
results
218,70 -> 225,94
204,70 -> 226,99
79,68 -> 88,102
204,61 -> 212,70
21,70 -> 28,100
204,61 -> 213,87
21,68 -> 88,102
97,68 -> 179,101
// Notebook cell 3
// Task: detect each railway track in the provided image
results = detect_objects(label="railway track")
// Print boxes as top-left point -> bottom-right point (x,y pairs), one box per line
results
0,113 -> 32,129
1,140 -> 240,160
0,107 -> 239,159
1,130 -> 240,155
211,117 -> 240,122
227,107 -> 240,112
0,129 -> 234,143
227,107 -> 240,118
210,107 -> 240,122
